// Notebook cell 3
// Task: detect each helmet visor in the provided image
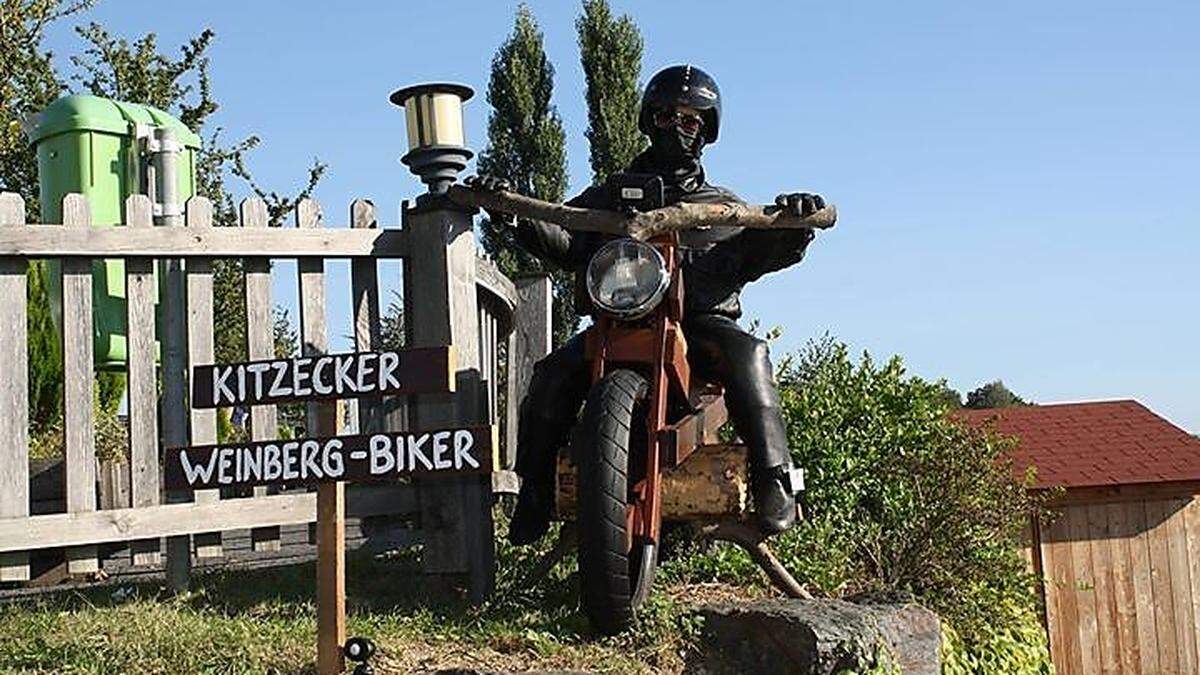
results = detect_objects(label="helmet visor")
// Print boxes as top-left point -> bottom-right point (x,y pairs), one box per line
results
653,107 -> 704,136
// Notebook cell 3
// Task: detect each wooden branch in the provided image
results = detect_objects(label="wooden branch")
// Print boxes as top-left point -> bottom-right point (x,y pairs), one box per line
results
697,520 -> 812,599
446,184 -> 837,241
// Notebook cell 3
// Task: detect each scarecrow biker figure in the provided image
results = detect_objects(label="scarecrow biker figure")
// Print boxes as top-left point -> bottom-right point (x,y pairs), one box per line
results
476,64 -> 826,545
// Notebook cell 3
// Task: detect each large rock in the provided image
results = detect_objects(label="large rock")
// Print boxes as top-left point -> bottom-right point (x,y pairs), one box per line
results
692,598 -> 941,674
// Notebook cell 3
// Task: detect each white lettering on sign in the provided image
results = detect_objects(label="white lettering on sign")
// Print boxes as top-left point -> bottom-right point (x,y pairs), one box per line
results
199,350 -> 436,407
269,361 -> 289,398
312,356 -> 333,395
379,351 -> 401,390
335,355 -> 356,394
323,439 -> 344,476
246,362 -> 271,400
454,429 -> 479,469
355,353 -> 377,393
370,434 -> 394,474
168,427 -> 489,490
213,366 -> 236,406
180,449 -> 219,485
263,443 -> 282,481
432,431 -> 451,469
292,357 -> 313,397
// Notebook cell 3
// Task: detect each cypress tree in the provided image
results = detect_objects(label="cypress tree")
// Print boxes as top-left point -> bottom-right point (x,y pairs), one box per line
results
577,0 -> 646,184
477,4 -> 576,345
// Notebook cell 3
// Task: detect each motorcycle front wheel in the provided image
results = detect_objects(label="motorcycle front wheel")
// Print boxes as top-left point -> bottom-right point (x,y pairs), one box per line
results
573,368 -> 658,635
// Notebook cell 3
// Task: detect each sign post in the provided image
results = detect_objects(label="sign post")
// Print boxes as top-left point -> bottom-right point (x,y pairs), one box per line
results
168,346 -> 491,674
315,405 -> 344,675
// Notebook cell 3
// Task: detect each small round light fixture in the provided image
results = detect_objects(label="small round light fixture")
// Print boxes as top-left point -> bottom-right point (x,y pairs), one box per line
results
389,82 -> 474,194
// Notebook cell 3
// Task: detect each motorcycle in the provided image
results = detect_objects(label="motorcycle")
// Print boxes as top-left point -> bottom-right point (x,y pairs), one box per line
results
451,174 -> 836,633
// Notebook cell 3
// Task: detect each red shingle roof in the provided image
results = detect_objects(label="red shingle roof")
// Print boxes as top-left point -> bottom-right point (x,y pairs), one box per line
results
957,400 -> 1200,489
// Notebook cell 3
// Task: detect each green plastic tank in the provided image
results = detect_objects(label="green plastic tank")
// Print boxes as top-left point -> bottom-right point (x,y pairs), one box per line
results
30,94 -> 200,369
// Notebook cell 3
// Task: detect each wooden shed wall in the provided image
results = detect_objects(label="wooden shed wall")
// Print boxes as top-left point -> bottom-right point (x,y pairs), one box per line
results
1040,490 -> 1200,675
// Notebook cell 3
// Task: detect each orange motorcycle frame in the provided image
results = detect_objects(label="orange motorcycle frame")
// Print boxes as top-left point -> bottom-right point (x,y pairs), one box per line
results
581,233 -> 691,547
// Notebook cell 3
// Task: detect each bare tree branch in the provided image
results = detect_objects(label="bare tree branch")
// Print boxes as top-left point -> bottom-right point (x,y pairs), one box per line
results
447,184 -> 837,241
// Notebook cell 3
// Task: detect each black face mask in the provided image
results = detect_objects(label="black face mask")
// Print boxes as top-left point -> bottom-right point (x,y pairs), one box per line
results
649,124 -> 703,167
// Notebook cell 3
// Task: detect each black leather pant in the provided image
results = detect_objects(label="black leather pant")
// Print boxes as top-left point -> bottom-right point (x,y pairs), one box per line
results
514,313 -> 791,491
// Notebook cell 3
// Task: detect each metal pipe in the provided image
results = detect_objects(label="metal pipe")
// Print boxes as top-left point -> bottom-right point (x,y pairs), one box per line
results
152,127 -> 182,227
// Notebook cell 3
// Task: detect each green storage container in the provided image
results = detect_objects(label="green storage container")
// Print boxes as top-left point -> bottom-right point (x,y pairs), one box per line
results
30,94 -> 201,369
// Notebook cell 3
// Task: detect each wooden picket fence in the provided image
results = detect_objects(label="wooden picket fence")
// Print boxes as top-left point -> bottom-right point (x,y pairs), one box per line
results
0,191 -> 550,599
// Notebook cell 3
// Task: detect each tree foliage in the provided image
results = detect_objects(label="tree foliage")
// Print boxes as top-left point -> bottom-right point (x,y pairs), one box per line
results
933,379 -> 963,409
2,1 -> 93,431
965,379 -> 1028,409
1,0 -> 95,217
576,0 -> 645,185
476,5 -> 576,346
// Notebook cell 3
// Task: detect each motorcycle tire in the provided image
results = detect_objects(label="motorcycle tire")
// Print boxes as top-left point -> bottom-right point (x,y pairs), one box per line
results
573,368 -> 658,635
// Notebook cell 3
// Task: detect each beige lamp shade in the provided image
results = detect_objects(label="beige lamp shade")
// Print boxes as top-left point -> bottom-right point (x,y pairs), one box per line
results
389,83 -> 473,151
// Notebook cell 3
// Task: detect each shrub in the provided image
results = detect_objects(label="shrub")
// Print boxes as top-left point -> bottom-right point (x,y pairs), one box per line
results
941,600 -> 1053,674
664,336 -> 1052,665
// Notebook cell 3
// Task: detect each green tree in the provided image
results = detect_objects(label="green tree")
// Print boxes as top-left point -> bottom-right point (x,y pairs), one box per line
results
965,379 -> 1028,409
576,0 -> 646,185
1,0 -> 94,218
379,290 -> 406,353
1,0 -> 94,430
933,379 -> 963,409
476,5 -> 575,345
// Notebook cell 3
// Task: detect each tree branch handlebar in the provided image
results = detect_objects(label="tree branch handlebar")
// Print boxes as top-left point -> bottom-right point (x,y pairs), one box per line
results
445,184 -> 837,241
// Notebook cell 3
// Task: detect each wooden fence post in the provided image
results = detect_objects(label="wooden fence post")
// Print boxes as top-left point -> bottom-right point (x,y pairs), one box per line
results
0,193 -> 30,582
405,201 -> 494,603
61,194 -> 98,576
295,199 -> 346,675
185,198 -> 222,560
242,197 -> 282,553
124,195 -> 161,567
506,275 -> 553,470
349,199 -> 383,435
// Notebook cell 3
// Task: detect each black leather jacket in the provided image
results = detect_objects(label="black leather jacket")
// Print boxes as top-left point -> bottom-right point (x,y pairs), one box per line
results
515,170 -> 815,319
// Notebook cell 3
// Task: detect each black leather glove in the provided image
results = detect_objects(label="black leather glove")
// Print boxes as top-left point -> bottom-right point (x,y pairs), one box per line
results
464,174 -> 517,228
774,192 -> 826,218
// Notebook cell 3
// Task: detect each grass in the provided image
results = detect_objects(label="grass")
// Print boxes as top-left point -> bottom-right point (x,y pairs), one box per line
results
0,523 -> 767,674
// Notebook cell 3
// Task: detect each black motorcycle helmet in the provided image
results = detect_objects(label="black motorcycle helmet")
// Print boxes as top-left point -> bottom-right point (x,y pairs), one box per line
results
638,64 -> 722,144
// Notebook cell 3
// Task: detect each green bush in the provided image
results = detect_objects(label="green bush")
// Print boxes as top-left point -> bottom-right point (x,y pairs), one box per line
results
941,600 -> 1053,674
28,379 -> 130,462
663,336 -> 1053,668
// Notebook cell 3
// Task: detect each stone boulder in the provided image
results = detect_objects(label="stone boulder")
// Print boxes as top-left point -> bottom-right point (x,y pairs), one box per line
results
691,598 -> 941,674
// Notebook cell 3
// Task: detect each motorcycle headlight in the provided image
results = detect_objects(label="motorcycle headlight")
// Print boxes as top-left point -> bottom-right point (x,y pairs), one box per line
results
586,239 -> 669,319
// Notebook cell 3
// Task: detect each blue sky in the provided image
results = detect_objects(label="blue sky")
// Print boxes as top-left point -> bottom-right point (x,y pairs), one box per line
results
44,1 -> 1199,430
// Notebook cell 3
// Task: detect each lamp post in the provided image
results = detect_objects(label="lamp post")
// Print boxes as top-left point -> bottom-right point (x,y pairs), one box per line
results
389,81 -> 494,602
389,83 -> 474,197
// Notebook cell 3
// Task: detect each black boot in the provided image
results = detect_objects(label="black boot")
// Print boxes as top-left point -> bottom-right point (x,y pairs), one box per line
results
751,464 -> 797,535
507,479 -> 553,545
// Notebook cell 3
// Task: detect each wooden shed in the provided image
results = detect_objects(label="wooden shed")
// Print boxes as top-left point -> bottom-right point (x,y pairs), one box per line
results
962,400 -> 1200,675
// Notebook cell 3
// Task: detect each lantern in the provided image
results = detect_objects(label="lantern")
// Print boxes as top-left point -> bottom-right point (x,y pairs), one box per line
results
389,83 -> 474,194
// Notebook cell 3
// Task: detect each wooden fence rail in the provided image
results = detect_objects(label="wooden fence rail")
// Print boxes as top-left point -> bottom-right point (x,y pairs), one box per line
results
0,191 -> 550,595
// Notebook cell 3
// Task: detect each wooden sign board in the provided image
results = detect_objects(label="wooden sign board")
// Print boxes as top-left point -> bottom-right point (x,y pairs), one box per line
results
164,426 -> 495,491
190,346 -> 455,409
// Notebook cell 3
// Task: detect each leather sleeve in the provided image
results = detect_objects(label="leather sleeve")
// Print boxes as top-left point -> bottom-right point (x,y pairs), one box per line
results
728,227 -> 816,283
513,186 -> 610,270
